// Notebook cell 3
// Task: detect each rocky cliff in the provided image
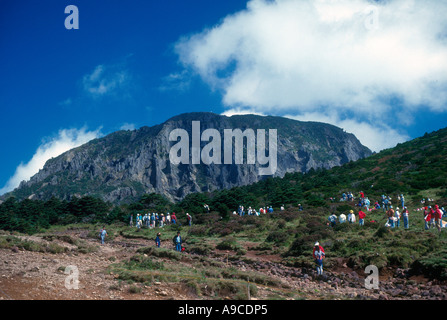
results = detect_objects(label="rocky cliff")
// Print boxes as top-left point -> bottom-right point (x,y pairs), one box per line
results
4,112 -> 372,203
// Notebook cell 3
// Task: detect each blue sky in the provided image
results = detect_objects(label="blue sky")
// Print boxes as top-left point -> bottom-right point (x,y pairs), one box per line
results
1,0 -> 447,194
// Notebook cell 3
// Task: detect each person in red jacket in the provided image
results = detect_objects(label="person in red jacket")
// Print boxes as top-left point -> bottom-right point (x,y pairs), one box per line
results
358,209 -> 366,226
424,207 -> 432,230
434,205 -> 443,232
313,242 -> 325,275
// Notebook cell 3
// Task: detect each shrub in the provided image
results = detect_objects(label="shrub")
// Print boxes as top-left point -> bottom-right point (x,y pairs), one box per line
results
216,237 -> 240,251
188,225 -> 208,236
265,231 -> 288,244
128,285 -> 142,294
285,234 -> 319,257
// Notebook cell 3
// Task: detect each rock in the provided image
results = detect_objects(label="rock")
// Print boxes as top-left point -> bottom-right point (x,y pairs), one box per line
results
11,113 -> 372,203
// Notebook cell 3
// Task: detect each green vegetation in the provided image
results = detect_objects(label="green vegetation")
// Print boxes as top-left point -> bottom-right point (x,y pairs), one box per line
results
0,127 -> 447,284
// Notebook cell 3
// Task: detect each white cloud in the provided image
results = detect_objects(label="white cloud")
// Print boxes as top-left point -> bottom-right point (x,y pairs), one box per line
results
120,123 -> 136,131
82,64 -> 129,97
0,127 -> 102,195
175,0 -> 447,149
221,107 -> 266,117
284,112 -> 409,152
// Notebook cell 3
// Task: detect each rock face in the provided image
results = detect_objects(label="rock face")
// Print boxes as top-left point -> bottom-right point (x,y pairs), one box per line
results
6,112 -> 372,203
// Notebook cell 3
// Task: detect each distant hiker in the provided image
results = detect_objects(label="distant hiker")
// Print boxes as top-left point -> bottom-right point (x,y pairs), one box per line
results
313,242 -> 325,276
348,210 -> 356,224
328,213 -> 337,227
386,207 -> 395,228
155,233 -> 161,248
166,212 -> 171,225
186,213 -> 192,226
374,201 -> 380,210
204,204 -> 210,213
298,204 -> 303,211
383,197 -> 390,212
171,212 -> 177,225
136,214 -> 141,229
99,226 -> 107,245
402,207 -> 410,229
339,213 -> 347,224
434,205 -> 443,232
280,205 -> 285,211
173,232 -> 182,252
395,207 -> 401,228
268,206 -> 273,213
150,213 -> 155,228
424,207 -> 431,230
364,198 -> 370,211
129,214 -> 133,227
358,209 -> 366,226
429,206 -> 436,229
400,194 -> 405,208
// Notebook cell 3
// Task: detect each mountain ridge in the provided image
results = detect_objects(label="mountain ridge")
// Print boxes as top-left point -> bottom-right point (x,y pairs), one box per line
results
1,112 -> 372,203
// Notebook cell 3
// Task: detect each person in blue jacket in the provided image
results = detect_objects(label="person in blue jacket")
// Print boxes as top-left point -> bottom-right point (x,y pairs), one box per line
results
99,226 -> 107,245
173,231 -> 182,252
155,232 -> 161,248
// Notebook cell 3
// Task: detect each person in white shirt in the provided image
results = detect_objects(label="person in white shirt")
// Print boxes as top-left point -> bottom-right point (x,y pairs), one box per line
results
347,210 -> 356,224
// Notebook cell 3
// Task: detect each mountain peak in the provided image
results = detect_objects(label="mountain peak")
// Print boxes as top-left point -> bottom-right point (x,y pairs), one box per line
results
2,113 -> 371,203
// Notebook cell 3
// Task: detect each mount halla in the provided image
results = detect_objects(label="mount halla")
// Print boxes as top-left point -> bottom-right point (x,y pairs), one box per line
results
2,112 -> 372,203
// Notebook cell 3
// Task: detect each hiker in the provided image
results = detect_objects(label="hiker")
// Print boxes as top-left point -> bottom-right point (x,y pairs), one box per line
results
424,207 -> 431,230
313,242 -> 325,276
166,212 -> 171,225
298,204 -> 303,211
328,213 -> 337,227
383,197 -> 390,212
173,232 -> 182,252
186,213 -> 192,226
171,212 -> 177,224
268,206 -> 273,213
402,207 -> 410,229
364,198 -> 370,211
99,226 -> 107,245
434,205 -> 443,232
150,213 -> 155,228
204,204 -> 210,213
155,233 -> 161,248
400,194 -> 405,208
339,213 -> 347,224
395,207 -> 401,228
358,209 -> 366,226
429,206 -> 436,229
129,214 -> 133,227
136,214 -> 141,229
386,207 -> 395,228
280,204 -> 285,211
348,210 -> 356,224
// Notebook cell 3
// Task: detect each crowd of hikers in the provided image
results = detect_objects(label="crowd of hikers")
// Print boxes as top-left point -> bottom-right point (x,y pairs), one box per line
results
97,192 -> 445,277
329,191 -> 446,232
128,212 -> 193,229
232,203 -> 304,216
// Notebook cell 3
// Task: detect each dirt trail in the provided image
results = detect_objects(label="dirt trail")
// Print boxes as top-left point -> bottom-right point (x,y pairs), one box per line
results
0,230 -> 445,300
